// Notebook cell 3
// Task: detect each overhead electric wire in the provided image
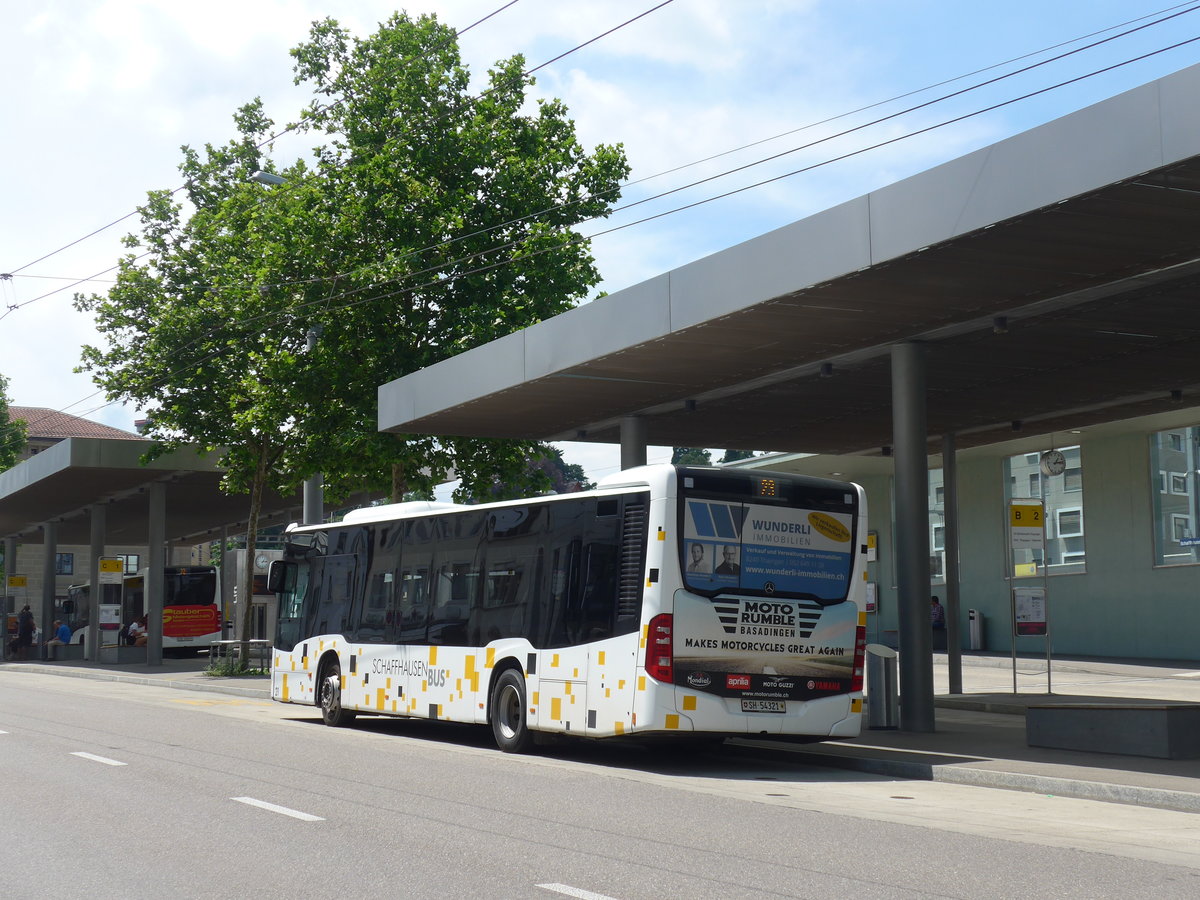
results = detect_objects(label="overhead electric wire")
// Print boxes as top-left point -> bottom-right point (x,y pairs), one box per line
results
0,0 -> 677,321
50,23 -> 1200,436
12,7 -> 1200,435
0,0 -> 527,281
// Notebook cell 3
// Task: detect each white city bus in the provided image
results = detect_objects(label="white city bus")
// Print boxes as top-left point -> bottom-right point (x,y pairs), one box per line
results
268,464 -> 868,752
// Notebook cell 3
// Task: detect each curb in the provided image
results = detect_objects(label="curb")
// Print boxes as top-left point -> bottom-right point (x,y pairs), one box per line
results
7,663 -> 270,700
728,740 -> 1200,815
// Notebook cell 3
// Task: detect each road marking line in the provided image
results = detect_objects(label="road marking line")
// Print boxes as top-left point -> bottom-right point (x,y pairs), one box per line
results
231,797 -> 324,822
71,752 -> 127,766
537,884 -> 621,900
1172,672 -> 1200,678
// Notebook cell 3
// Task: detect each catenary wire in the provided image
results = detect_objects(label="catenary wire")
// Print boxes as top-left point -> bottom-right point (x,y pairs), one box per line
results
44,29 -> 1200,439
12,19 -> 1200,435
0,0 -> 526,280
0,0 -> 678,320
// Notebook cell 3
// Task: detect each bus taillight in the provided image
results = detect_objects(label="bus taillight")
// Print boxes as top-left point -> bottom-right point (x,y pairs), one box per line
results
850,623 -> 867,692
645,613 -> 674,683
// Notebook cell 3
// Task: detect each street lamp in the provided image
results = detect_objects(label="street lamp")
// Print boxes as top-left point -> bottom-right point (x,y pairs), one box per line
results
250,170 -> 286,186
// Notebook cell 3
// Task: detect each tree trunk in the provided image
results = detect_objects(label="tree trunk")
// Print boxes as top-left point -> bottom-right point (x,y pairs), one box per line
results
390,460 -> 407,504
238,442 -> 268,669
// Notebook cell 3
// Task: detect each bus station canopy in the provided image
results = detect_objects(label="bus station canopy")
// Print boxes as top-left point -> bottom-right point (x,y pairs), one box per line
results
0,438 -> 303,545
378,63 -> 1200,457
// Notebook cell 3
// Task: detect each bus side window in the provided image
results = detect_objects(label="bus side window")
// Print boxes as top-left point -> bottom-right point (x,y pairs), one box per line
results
397,567 -> 429,643
315,554 -> 357,637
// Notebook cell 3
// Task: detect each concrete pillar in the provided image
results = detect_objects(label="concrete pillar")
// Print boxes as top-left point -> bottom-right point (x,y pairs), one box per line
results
41,522 -> 57,660
943,432 -> 963,695
620,416 -> 647,470
88,504 -> 106,660
303,474 -> 324,526
147,482 -> 165,666
3,537 -> 16,612
891,342 -> 935,732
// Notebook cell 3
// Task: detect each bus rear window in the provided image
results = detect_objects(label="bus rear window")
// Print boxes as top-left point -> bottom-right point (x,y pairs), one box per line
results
681,480 -> 857,603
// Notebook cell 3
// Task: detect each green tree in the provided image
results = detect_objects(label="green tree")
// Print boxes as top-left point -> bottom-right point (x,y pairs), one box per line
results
285,13 -> 629,503
719,449 -> 755,463
0,374 -> 26,473
672,447 -> 712,466
75,13 -> 628,660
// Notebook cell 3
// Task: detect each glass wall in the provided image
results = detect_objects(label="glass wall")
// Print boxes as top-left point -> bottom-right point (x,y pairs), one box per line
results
1150,425 -> 1200,566
1003,446 -> 1085,576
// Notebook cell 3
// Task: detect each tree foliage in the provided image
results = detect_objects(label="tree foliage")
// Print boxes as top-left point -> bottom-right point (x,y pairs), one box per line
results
719,448 -> 756,463
74,12 -> 629,656
0,374 -> 26,472
672,447 -> 712,466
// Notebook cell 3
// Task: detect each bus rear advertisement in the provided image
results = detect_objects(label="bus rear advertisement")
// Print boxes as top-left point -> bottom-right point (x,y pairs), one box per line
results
268,464 -> 868,751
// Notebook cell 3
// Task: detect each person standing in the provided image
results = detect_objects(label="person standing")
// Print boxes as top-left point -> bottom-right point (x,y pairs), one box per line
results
15,604 -> 35,660
930,595 -> 946,629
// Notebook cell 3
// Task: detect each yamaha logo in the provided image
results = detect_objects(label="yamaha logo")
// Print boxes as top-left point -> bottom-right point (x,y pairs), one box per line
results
807,680 -> 816,690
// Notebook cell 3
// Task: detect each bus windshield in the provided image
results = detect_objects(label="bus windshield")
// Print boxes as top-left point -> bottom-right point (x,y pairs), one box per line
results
680,471 -> 857,603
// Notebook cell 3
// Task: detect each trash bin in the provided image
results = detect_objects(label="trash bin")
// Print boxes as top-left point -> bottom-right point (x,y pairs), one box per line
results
968,609 -> 986,650
865,643 -> 899,729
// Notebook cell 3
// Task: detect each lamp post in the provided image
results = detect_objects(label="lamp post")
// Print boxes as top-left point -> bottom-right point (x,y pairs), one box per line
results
249,170 -> 323,525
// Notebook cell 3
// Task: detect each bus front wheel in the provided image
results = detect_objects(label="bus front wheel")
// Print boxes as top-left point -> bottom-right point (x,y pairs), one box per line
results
490,669 -> 534,753
319,660 -> 356,727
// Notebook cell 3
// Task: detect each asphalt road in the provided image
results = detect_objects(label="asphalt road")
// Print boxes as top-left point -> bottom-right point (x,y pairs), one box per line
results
3,670 -> 1200,899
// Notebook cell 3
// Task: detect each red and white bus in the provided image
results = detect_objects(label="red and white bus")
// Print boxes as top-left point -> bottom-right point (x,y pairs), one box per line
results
66,565 -> 221,651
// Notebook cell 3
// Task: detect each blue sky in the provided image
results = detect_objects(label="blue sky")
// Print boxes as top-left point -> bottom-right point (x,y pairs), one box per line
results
3,0 -> 1199,483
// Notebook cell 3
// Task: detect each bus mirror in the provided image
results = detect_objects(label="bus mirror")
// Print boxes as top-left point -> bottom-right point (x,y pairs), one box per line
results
266,560 -> 293,593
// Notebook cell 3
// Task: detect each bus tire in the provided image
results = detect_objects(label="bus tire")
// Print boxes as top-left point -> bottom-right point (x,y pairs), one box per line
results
490,669 -> 534,753
319,660 -> 356,727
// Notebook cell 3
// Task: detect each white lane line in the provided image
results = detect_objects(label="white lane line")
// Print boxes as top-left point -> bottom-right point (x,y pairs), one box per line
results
71,752 -> 127,766
231,796 -> 324,822
537,884 -> 621,900
1173,671 -> 1200,678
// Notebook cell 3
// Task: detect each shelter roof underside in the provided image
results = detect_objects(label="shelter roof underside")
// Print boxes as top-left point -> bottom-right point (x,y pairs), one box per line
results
378,65 -> 1200,457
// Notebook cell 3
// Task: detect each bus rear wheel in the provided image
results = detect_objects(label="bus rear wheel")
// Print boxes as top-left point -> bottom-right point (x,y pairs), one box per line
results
490,669 -> 534,753
320,660 -> 356,727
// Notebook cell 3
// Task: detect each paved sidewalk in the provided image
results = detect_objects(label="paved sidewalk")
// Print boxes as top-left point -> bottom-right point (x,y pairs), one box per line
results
4,651 -> 1200,812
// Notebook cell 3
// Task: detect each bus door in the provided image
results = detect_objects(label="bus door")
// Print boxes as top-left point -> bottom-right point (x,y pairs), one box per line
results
537,536 -> 589,735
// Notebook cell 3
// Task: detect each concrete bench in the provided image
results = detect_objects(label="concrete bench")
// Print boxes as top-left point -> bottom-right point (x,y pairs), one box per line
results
45,642 -> 86,661
1027,702 -> 1200,760
99,644 -> 147,664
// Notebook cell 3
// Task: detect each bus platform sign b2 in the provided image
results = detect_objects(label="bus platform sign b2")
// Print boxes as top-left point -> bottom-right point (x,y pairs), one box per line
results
1009,499 -> 1045,553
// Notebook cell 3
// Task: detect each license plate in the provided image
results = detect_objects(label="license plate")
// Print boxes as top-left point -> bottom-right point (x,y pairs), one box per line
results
741,699 -> 785,713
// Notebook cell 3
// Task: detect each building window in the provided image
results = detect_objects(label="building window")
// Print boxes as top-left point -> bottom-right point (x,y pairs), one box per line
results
1150,426 -> 1200,566
1003,446 -> 1085,575
1056,507 -> 1083,537
1172,515 -> 1193,543
55,553 -> 74,576
117,554 -> 140,575
928,467 -> 946,585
